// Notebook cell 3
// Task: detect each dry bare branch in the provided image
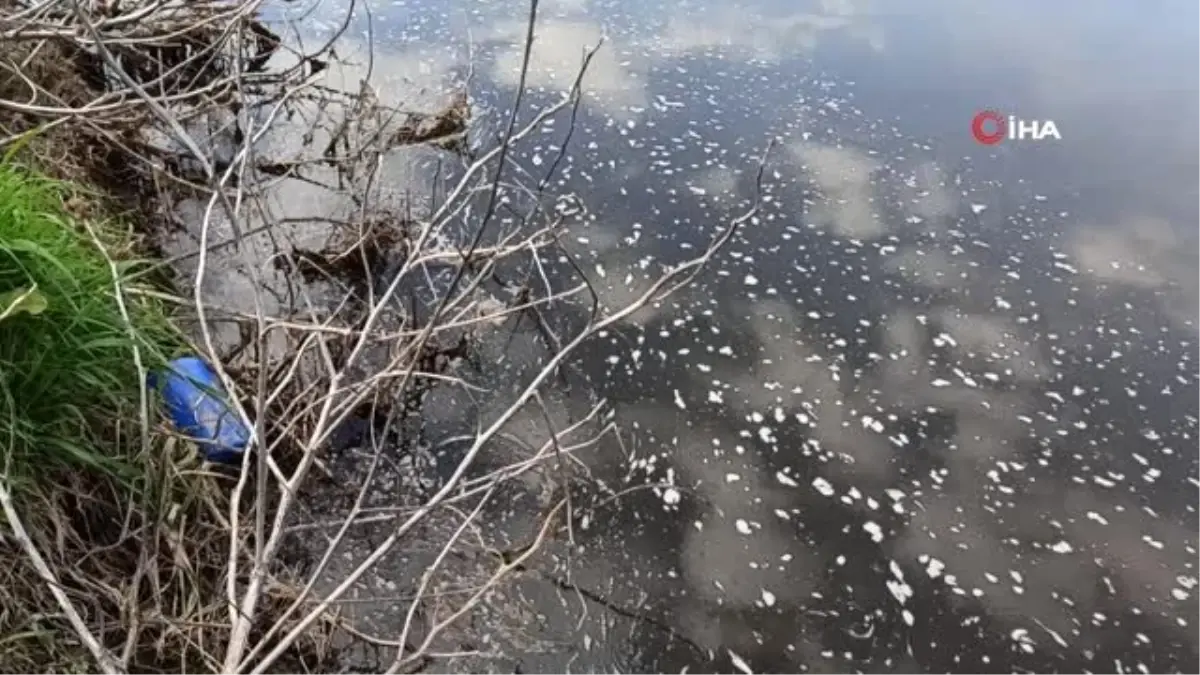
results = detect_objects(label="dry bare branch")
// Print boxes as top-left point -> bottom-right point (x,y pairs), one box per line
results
0,0 -> 772,671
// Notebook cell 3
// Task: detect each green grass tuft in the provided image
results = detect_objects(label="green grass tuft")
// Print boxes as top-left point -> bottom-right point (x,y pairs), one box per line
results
0,161 -> 184,486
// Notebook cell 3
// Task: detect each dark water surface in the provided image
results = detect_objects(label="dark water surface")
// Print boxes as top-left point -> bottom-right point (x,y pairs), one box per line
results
286,0 -> 1199,671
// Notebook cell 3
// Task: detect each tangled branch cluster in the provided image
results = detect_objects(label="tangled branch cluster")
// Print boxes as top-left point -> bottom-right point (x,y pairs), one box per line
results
0,0 -> 770,672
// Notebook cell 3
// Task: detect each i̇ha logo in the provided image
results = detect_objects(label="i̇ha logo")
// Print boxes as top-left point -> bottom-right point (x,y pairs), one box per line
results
971,110 -> 1061,145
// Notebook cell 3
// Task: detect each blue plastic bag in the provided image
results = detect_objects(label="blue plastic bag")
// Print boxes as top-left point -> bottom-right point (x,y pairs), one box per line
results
150,356 -> 249,464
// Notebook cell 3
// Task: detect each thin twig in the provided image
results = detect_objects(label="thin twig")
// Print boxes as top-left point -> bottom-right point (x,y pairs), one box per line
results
0,480 -> 124,675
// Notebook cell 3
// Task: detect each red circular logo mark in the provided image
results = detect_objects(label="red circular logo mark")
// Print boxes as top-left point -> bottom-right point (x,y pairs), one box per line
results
971,110 -> 1006,145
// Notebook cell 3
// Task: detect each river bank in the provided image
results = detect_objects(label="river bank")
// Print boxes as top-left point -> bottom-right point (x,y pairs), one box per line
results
1,0 -> 729,672
0,1 -> 352,671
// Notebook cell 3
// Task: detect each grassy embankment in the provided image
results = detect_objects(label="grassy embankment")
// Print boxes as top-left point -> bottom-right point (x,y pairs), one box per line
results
0,160 -> 181,480
0,156 -> 199,671
0,1 -> 343,668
